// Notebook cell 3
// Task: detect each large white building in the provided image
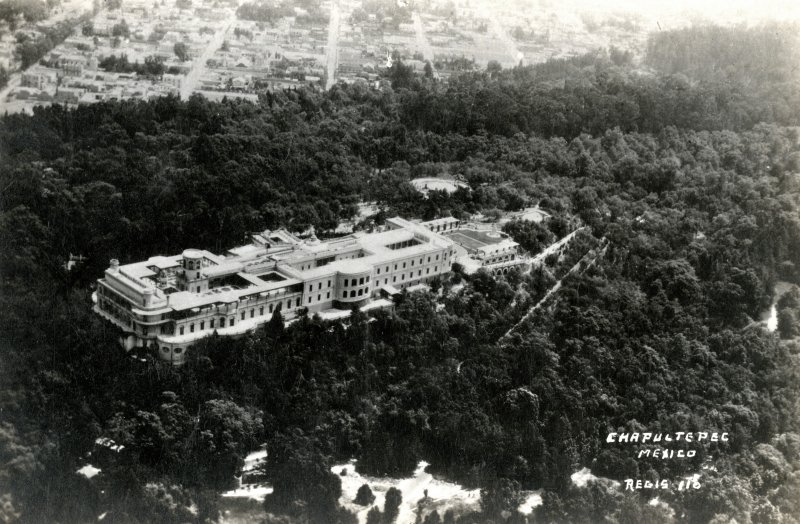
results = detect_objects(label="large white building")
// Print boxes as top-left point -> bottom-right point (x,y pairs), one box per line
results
94,217 -> 457,363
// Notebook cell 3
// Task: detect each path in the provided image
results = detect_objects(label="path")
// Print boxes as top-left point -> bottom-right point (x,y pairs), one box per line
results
324,0 -> 340,90
743,280 -> 796,332
530,227 -> 586,266
502,237 -> 608,340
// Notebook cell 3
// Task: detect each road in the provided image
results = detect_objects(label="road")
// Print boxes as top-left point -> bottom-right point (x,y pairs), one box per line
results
412,12 -> 433,62
180,16 -> 235,100
479,8 -> 523,67
324,0 -> 340,90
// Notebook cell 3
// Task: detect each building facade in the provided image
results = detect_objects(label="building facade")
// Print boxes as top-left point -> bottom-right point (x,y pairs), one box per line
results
93,217 -> 456,364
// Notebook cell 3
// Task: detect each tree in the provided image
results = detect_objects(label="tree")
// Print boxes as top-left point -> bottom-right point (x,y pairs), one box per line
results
366,506 -> 383,524
111,19 -> 129,38
777,309 -> 796,339
384,487 -> 402,523
424,61 -> 433,79
263,429 -> 349,522
480,478 -> 523,519
387,60 -> 416,90
486,60 -> 502,77
267,307 -> 284,338
355,484 -> 376,506
191,399 -> 263,488
174,42 -> 190,62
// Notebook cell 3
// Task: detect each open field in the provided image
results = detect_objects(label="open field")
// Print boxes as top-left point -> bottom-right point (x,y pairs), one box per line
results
410,177 -> 469,194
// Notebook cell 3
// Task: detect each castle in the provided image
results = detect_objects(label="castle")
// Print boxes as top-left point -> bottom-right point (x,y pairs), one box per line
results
93,217 -> 459,363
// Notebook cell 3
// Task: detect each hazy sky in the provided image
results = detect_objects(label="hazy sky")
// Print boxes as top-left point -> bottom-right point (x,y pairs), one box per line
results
480,0 -> 800,25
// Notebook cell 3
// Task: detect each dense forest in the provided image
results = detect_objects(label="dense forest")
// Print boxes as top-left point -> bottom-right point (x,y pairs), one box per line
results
2,24 -> 800,524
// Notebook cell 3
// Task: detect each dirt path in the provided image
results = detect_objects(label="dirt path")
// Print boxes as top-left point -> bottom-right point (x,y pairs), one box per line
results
502,237 -> 607,340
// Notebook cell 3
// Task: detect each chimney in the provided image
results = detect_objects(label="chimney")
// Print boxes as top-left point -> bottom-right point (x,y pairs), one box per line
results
109,259 -> 120,273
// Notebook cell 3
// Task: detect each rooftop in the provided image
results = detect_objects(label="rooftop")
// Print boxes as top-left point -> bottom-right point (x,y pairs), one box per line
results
102,218 -> 455,313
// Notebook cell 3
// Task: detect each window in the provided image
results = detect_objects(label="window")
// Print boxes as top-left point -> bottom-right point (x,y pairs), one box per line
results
326,292 -> 330,299
250,309 -> 255,318
179,326 -> 184,335
196,272 -> 200,279
359,277 -> 364,285
342,291 -> 346,298
377,268 -> 381,274
286,301 -> 291,309
260,306 -> 264,315
142,327 -> 148,336
418,270 -> 422,276
318,282 -> 322,290
426,268 -> 430,274
358,289 -> 363,296
394,264 -> 397,270
366,276 -> 370,282
344,279 -> 348,287
351,278 -> 358,286
393,276 -> 396,282
436,255 -> 439,260
401,273 -> 405,280
427,256 -> 431,262
190,324 -> 195,333
295,298 -> 300,307
386,266 -> 389,272
211,319 -> 215,329
308,297 -> 312,304
327,280 -> 331,287
435,266 -> 438,272
384,279 -> 388,284
241,312 -> 245,320
403,262 -> 406,268
419,258 -> 423,264
196,286 -> 200,293
269,303 -> 273,313
230,318 -> 234,326
411,260 -> 414,266
174,347 -> 183,354
308,285 -> 312,292
317,294 -> 321,301
200,321 -> 204,330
